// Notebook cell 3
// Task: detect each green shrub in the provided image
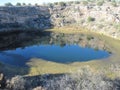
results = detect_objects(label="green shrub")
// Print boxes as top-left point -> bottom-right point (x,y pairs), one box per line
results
82,1 -> 88,5
98,24 -> 104,29
28,3 -> 32,6
54,2 -> 58,5
47,3 -> 53,8
111,2 -> 117,7
22,3 -> 26,6
106,0 -> 112,2
59,2 -> 66,6
35,3 -> 39,6
5,3 -> 13,6
16,3 -> 21,6
74,1 -> 80,4
67,1 -> 74,5
87,16 -> 95,22
87,35 -> 94,40
113,23 -> 120,30
94,47 -> 99,51
97,1 -> 104,6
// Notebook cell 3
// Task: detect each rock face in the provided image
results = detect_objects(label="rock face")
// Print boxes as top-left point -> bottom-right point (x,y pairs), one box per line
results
0,6 -> 52,31
49,2 -> 120,39
0,73 -> 6,89
1,1 -> 120,39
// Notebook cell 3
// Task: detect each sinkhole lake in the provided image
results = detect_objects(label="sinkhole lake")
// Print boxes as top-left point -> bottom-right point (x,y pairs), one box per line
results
0,44 -> 109,66
0,32 -> 111,67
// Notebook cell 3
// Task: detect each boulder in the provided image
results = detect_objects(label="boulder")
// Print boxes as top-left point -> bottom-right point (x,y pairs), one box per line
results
0,72 -> 6,89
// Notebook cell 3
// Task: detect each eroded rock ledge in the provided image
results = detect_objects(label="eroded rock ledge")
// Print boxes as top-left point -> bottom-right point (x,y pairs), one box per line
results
0,6 -> 52,31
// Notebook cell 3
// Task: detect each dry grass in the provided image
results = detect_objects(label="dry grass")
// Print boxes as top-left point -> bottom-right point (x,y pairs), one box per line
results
26,58 -> 78,76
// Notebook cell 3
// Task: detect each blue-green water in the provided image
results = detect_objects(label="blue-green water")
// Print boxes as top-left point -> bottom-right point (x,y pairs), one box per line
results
0,44 -> 109,66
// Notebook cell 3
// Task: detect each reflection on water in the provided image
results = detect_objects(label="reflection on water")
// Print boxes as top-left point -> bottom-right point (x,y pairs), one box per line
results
0,31 -> 110,66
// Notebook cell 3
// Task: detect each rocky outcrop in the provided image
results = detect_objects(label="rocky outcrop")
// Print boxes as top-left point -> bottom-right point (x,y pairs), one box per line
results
0,72 -> 6,89
49,2 -> 120,39
0,6 -> 52,31
1,1 -> 120,39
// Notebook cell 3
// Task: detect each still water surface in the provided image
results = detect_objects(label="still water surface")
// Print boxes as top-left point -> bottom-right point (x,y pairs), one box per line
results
0,44 -> 109,66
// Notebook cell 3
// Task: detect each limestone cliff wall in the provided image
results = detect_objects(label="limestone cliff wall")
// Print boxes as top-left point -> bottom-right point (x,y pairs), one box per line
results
0,6 -> 52,31
49,3 -> 120,39
0,2 -> 120,39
